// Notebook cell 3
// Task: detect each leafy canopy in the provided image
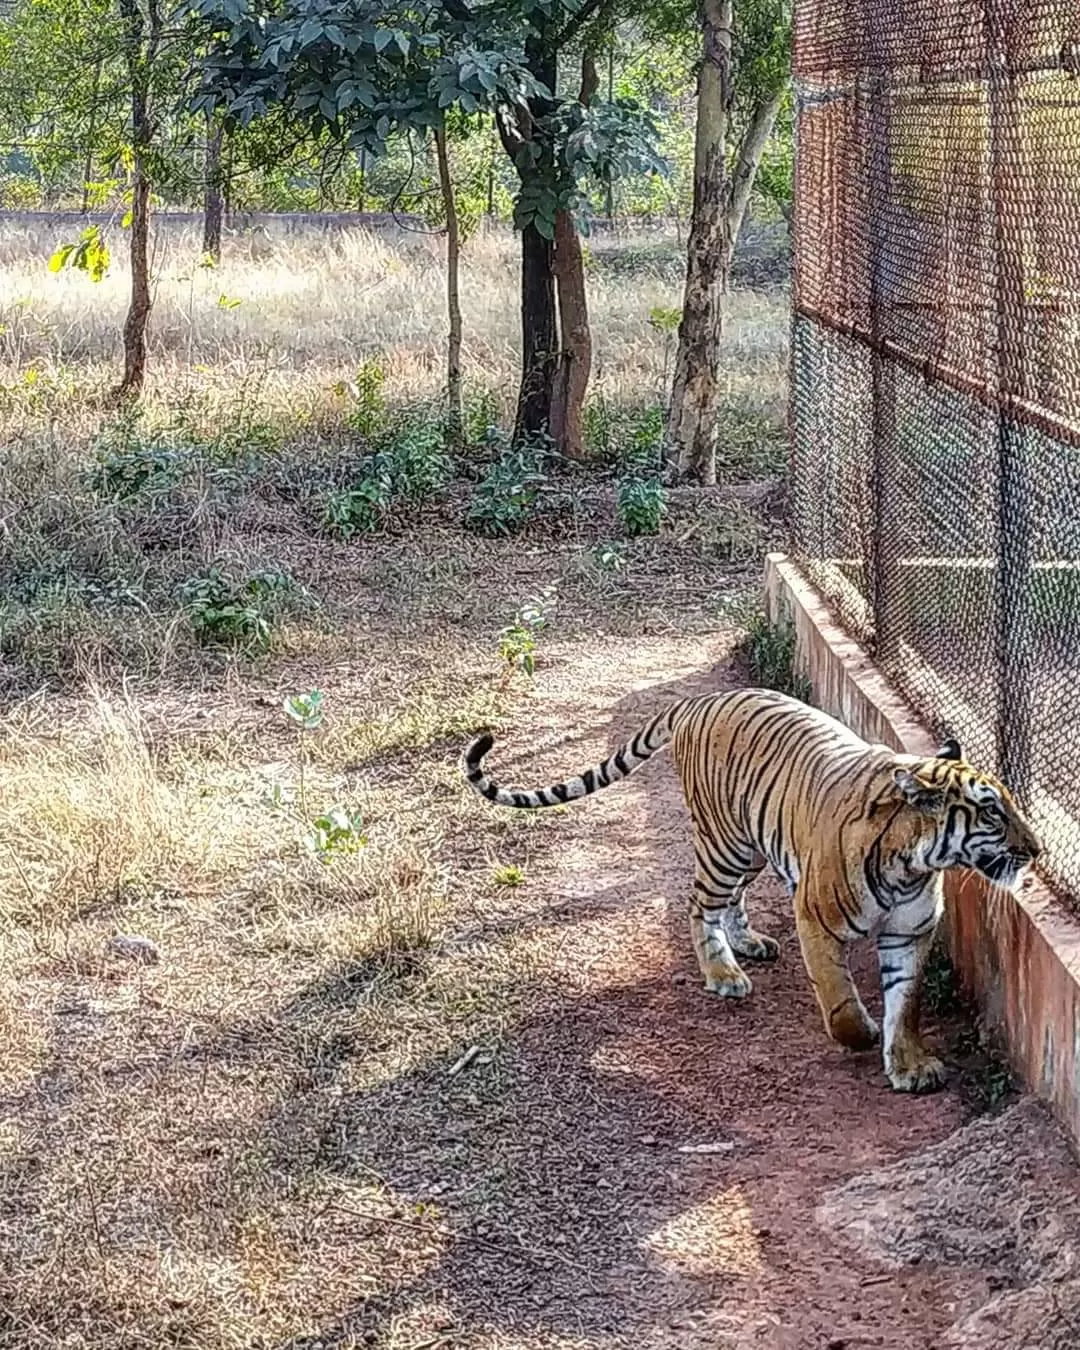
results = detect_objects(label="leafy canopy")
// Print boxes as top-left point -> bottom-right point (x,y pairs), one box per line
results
187,0 -> 666,235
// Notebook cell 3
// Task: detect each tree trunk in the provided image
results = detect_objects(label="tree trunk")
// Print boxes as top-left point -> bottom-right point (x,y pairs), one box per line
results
114,156 -> 152,403
550,210 -> 590,459
722,90 -> 784,274
550,51 -> 599,461
202,117 -> 225,264
515,216 -> 558,444
435,123 -> 463,451
666,0 -> 733,486
112,0 -> 157,404
512,29 -> 559,445
604,43 -> 615,221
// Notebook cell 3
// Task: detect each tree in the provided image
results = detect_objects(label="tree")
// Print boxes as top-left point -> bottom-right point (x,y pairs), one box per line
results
666,0 -> 790,483
202,111 -> 226,262
666,0 -> 731,486
113,0 -> 162,401
434,120 -> 463,448
190,0 -> 664,449
0,0 -> 213,396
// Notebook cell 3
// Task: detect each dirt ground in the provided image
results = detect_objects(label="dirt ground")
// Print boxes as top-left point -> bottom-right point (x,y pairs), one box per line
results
254,633 -> 1078,1350
3,478 -> 1079,1348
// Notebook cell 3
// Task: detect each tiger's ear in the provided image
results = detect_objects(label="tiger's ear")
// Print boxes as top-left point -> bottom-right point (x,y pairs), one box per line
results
893,767 -> 948,815
936,738 -> 963,762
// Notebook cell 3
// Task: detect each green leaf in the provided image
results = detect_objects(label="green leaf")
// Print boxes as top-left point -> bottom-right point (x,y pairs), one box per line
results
373,28 -> 393,52
298,18 -> 324,47
48,244 -> 74,273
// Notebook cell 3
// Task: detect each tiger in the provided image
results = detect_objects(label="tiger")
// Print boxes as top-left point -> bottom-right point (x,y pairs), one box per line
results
461,687 -> 1041,1094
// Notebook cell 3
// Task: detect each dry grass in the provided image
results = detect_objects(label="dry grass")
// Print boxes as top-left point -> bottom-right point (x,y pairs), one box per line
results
0,213 -> 791,1348
0,216 -> 787,436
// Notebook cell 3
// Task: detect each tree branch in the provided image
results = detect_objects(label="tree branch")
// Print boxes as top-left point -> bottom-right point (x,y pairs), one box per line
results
494,102 -> 524,160
439,0 -> 473,20
554,0 -> 611,51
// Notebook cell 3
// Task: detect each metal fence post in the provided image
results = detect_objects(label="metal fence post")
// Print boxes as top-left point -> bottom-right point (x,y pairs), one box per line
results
986,0 -> 1034,800
867,59 -> 895,668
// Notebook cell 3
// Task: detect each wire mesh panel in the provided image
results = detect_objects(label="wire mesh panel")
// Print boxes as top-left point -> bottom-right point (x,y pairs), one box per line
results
790,0 -> 1080,902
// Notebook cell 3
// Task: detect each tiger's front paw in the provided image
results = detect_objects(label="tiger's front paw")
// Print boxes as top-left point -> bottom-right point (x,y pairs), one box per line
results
703,964 -> 753,998
885,1046 -> 946,1094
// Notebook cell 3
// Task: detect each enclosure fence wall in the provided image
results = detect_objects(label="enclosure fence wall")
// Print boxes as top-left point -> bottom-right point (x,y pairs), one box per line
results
789,1 -> 1080,902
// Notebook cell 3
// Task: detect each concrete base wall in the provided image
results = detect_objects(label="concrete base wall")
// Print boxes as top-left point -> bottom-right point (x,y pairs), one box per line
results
765,552 -> 1080,1147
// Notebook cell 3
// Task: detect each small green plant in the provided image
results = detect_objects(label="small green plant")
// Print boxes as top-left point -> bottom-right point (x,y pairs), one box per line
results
648,306 -> 682,333
583,395 -> 618,458
498,587 -> 556,681
322,475 -> 393,537
584,400 -> 665,471
648,305 -> 681,397
463,386 -> 502,447
621,405 -> 665,474
922,937 -> 961,1016
181,565 -> 294,653
341,356 -> 387,439
280,692 -> 367,861
323,410 -> 451,537
740,612 -> 813,702
379,412 -> 451,503
284,689 -> 324,817
466,441 -> 551,537
588,541 -> 627,572
308,807 -> 368,863
617,477 -> 667,537
90,409 -> 190,499
492,862 -> 526,887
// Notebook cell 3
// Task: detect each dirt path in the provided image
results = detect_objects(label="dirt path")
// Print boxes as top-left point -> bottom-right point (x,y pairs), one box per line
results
6,623 -> 1078,1349
299,633 -> 1043,1349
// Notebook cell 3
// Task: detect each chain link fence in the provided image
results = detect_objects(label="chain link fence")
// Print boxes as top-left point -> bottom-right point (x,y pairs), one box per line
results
790,0 -> 1080,904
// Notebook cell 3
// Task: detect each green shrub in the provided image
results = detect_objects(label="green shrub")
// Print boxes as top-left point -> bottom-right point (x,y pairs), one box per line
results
179,564 -> 298,652
617,477 -> 666,536
379,411 -> 451,503
741,613 -> 812,701
466,440 -> 551,536
322,407 -> 451,537
322,474 -> 394,538
342,356 -> 387,439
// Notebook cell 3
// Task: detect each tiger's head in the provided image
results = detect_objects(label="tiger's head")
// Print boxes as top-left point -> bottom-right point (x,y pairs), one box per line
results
891,738 -> 1042,890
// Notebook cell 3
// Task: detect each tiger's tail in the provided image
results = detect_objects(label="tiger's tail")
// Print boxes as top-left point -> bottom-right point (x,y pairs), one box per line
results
461,704 -> 682,809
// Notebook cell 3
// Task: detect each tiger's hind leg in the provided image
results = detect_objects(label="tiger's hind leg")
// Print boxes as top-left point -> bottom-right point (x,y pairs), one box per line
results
689,831 -> 779,999
720,856 -> 780,962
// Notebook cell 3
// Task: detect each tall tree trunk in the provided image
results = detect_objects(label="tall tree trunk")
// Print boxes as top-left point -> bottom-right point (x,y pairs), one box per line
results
550,210 -> 590,459
604,43 -> 615,220
666,0 -> 733,486
722,91 -> 784,273
435,123 -> 463,451
515,217 -> 558,444
202,116 -> 225,264
512,29 -> 559,445
112,0 -> 158,404
115,156 -> 152,402
550,51 -> 599,461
